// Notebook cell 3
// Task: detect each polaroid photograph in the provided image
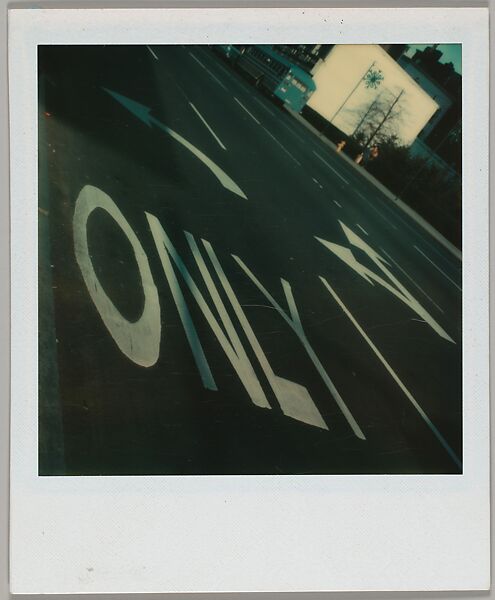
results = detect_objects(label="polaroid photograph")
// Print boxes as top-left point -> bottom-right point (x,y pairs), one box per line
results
9,7 -> 490,594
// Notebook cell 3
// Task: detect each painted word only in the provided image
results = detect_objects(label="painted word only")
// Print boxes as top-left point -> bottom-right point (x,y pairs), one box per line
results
73,185 -> 364,438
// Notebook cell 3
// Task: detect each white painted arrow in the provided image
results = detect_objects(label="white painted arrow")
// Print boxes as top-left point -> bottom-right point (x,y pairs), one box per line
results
103,87 -> 247,200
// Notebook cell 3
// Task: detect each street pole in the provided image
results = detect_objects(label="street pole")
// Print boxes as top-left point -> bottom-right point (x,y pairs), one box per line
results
329,61 -> 376,124
364,88 -> 404,148
352,93 -> 381,137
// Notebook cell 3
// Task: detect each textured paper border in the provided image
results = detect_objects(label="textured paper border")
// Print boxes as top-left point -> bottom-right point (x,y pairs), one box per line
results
9,7 -> 490,593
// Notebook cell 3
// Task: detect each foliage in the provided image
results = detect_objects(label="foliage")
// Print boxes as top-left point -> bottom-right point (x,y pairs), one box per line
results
365,138 -> 462,248
301,106 -> 461,248
349,90 -> 405,147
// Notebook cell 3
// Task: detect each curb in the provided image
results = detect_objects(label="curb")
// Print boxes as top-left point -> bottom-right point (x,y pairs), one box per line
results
285,108 -> 462,262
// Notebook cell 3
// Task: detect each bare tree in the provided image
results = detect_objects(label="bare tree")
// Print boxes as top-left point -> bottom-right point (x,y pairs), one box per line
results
348,89 -> 406,147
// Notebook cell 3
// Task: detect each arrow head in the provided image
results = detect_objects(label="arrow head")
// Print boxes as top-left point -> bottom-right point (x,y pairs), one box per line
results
102,87 -> 154,127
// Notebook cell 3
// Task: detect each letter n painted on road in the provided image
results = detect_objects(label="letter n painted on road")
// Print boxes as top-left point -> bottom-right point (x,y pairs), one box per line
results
146,212 -> 328,430
146,211 -> 270,409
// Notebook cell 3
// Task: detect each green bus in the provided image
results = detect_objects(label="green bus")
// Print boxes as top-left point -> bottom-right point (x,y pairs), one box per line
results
216,45 -> 316,113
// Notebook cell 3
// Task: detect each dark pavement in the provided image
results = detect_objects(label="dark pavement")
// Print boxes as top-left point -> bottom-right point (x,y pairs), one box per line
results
38,45 -> 462,475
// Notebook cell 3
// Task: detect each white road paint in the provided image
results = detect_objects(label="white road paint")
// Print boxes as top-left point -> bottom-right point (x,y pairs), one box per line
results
73,185 -> 161,367
312,151 -> 350,185
146,218 -> 327,429
204,240 -> 327,430
188,102 -> 226,150
333,200 -> 342,208
316,222 -> 455,343
233,256 -> 365,439
147,212 -> 269,406
262,126 -> 302,166
355,190 -> 398,230
146,45 -> 159,60
188,52 -> 228,91
104,87 -> 246,199
277,118 -> 307,145
234,97 -> 261,125
161,121 -> 246,199
414,245 -> 462,292
252,96 -> 275,117
380,248 -> 444,314
356,223 -> 368,236
319,277 -> 462,470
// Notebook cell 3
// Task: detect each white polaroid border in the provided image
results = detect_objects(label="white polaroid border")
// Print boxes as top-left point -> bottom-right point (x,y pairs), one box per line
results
9,7 -> 490,594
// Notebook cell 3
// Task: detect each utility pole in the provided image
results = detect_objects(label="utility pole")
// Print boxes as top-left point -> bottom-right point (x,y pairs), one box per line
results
330,61 -> 376,124
352,93 -> 382,137
365,89 -> 404,148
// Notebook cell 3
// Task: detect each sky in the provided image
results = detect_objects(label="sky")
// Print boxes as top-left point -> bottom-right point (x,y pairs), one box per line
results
405,44 -> 462,75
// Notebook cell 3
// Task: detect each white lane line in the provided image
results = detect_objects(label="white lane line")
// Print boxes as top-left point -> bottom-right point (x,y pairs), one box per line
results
312,177 -> 323,189
312,151 -> 350,185
414,245 -> 461,291
380,248 -> 445,314
355,190 -> 398,230
252,96 -> 275,117
277,119 -> 307,145
320,277 -> 462,470
188,102 -> 226,150
199,47 -> 240,80
146,45 -> 159,60
333,200 -> 342,208
188,52 -> 228,91
356,223 -> 368,236
234,96 -> 261,125
262,126 -> 301,166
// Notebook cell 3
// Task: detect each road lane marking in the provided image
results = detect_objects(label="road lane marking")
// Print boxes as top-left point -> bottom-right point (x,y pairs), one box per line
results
104,87 -> 246,199
188,102 -> 226,150
380,248 -> 445,314
198,47 -> 241,81
262,126 -> 301,166
356,223 -> 368,236
320,277 -> 462,470
312,151 -> 350,185
234,96 -> 261,124
73,186 -> 161,367
252,96 -> 275,116
414,245 -> 461,291
312,177 -> 323,188
277,118 -> 307,145
355,190 -> 398,230
333,200 -> 342,208
146,45 -> 159,60
188,52 -> 228,91
203,239 -> 328,429
233,256 -> 365,439
317,222 -> 454,343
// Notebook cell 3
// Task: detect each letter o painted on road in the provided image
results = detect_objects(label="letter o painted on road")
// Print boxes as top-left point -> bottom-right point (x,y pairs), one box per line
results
73,185 -> 161,367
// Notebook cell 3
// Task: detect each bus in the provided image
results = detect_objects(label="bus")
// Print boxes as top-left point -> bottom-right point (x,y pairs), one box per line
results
215,45 -> 316,113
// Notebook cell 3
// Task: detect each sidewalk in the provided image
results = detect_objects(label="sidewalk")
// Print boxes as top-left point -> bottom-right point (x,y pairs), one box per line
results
286,108 -> 462,262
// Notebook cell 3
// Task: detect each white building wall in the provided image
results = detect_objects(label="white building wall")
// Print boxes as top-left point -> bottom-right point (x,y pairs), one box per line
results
307,45 -> 439,146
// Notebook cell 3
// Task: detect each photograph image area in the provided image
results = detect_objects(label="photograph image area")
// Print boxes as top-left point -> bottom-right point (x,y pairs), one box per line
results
38,43 -> 462,476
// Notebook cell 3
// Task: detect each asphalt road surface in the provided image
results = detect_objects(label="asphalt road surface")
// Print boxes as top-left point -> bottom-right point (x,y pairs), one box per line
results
38,45 -> 462,475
